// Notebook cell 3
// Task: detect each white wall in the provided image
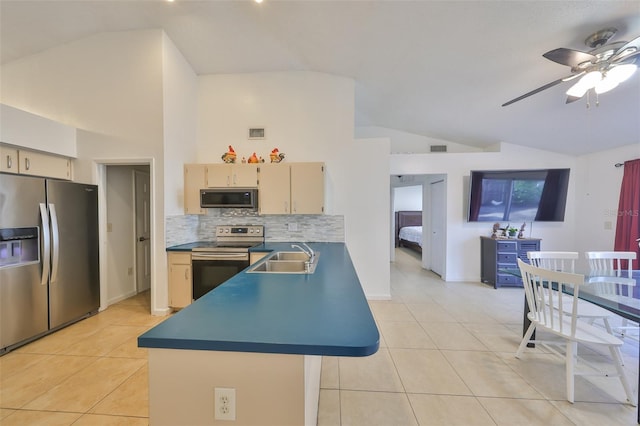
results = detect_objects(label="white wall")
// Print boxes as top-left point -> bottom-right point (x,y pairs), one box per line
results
0,30 -> 170,314
0,104 -> 77,157
196,71 -> 391,298
391,142 -> 578,281
356,126 -> 483,154
162,32 -> 198,216
394,185 -> 422,211
575,143 -> 640,265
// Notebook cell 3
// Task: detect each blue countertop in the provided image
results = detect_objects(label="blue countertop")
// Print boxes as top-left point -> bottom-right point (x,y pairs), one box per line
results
165,241 -> 212,251
138,242 -> 380,357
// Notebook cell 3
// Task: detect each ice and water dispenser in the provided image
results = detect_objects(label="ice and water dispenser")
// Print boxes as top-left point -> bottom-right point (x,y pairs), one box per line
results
0,227 -> 39,268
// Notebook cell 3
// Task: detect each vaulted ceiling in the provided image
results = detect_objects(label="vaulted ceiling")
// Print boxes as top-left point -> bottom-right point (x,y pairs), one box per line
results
1,1 -> 639,155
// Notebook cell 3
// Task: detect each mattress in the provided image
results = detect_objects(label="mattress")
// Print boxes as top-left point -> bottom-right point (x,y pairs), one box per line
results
399,226 -> 422,246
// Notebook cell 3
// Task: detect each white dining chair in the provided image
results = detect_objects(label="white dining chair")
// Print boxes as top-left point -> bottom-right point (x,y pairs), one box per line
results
527,251 -> 615,334
515,259 -> 636,405
586,251 -> 638,339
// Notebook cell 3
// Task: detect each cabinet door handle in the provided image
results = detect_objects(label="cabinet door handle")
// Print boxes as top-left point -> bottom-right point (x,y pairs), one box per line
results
227,176 -> 230,186
25,157 -> 30,170
233,174 -> 237,185
184,269 -> 189,280
6,155 -> 11,169
284,201 -> 289,213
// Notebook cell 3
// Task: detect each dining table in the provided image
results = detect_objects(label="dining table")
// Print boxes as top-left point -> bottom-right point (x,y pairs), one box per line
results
502,267 -> 640,422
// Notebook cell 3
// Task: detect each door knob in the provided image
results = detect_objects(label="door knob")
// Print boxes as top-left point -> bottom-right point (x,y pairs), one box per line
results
138,236 -> 149,242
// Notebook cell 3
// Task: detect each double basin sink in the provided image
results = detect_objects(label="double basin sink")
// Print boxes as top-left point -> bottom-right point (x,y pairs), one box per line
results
248,251 -> 320,274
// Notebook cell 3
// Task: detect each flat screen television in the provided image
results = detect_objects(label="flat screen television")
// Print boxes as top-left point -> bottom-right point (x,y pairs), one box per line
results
467,168 -> 570,222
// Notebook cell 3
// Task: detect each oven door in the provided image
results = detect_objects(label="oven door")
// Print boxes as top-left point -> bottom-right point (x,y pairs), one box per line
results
191,252 -> 250,300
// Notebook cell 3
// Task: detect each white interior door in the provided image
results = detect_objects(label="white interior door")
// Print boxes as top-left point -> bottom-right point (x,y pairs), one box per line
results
430,179 -> 446,276
135,170 -> 151,292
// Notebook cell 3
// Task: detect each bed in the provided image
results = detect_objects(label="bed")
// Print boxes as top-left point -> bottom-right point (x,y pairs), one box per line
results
395,211 -> 423,253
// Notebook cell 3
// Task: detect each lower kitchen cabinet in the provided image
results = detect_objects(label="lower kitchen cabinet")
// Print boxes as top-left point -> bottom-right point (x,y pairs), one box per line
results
168,252 -> 192,309
250,252 -> 269,265
480,236 -> 541,288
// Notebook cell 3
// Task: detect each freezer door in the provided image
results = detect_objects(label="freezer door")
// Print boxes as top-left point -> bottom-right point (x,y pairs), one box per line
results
0,264 -> 48,350
46,180 -> 100,328
0,174 -> 49,350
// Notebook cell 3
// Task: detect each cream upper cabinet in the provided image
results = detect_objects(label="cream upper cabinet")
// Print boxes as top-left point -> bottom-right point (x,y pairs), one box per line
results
291,163 -> 324,214
206,164 -> 258,188
168,252 -> 192,309
184,164 -> 207,215
0,146 -> 18,173
258,164 -> 291,214
258,163 -> 325,215
18,149 -> 71,180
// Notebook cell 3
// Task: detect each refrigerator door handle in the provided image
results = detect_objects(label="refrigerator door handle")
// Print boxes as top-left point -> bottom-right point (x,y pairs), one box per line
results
39,203 -> 51,287
49,203 -> 60,284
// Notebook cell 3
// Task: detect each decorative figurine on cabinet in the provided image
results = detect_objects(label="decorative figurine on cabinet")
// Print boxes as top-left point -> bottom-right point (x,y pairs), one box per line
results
247,152 -> 260,163
270,148 -> 285,163
221,145 -> 237,163
491,222 -> 500,239
517,222 -> 526,239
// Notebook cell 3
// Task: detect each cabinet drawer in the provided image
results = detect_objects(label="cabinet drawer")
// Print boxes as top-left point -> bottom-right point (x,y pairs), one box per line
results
169,252 -> 191,265
497,241 -> 517,251
497,273 -> 521,285
497,253 -> 518,264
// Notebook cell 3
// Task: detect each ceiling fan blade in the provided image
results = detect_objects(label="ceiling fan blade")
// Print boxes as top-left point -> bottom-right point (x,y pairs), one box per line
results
543,48 -> 595,67
565,95 -> 582,104
611,48 -> 640,64
610,35 -> 640,62
501,75 -> 575,107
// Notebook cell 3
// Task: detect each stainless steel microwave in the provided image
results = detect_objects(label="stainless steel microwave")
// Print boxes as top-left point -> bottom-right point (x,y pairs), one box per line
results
200,188 -> 258,209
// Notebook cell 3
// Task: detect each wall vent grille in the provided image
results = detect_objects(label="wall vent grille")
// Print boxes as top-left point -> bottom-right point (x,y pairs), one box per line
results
430,145 -> 447,153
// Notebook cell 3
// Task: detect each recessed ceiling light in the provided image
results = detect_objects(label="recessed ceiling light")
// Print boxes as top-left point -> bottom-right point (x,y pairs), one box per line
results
255,0 -> 264,3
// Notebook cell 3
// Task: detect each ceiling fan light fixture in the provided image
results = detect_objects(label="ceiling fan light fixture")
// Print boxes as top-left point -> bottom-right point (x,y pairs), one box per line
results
580,70 -> 603,88
566,70 -> 601,97
607,64 -> 638,83
594,77 -> 619,94
566,82 -> 589,98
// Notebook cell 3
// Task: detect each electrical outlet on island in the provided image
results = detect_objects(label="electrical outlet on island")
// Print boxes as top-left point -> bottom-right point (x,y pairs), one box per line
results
214,387 -> 236,421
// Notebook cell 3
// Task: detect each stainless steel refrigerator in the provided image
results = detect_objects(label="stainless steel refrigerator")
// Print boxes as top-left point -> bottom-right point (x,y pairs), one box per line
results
0,173 -> 100,354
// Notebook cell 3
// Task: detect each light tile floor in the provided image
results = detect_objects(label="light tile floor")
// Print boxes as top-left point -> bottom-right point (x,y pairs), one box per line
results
1,248 -> 638,425
318,248 -> 640,426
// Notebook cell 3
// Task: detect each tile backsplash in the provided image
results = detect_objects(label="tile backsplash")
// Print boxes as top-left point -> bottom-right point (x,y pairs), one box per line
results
166,209 -> 344,247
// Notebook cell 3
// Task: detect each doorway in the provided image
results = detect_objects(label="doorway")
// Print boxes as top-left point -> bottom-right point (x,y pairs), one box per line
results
390,174 -> 447,279
96,161 -> 152,312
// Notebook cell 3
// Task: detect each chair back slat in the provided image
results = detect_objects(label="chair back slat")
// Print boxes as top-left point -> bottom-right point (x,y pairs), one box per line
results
585,251 -> 636,274
585,251 -> 636,295
527,251 -> 577,273
518,258 -> 584,337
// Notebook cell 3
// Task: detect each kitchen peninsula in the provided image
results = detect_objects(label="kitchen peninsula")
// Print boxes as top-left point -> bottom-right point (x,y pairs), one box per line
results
138,242 -> 379,426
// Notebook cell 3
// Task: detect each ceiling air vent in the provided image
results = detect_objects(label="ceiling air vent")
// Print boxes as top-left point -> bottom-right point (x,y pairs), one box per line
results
430,145 -> 447,153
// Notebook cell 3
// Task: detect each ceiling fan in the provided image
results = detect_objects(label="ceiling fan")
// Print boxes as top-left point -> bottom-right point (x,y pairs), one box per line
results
502,28 -> 640,107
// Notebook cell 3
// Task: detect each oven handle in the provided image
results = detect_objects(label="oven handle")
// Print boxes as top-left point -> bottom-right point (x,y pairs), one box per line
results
192,253 -> 249,261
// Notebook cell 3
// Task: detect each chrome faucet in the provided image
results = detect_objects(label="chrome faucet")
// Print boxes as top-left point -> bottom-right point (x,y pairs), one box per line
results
291,242 -> 315,264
